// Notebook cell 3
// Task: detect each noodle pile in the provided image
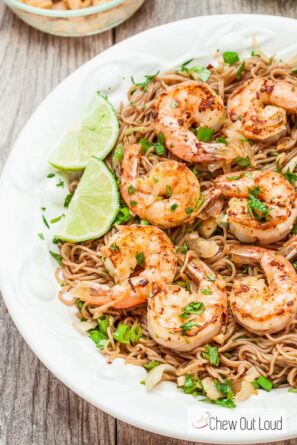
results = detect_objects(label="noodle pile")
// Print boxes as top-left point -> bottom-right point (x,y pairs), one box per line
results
57,48 -> 297,393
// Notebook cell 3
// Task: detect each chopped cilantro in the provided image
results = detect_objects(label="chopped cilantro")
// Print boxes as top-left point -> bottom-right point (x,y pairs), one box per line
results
49,250 -> 63,266
236,62 -> 245,80
47,173 -> 55,178
89,315 -> 110,350
64,192 -> 73,208
128,185 -> 136,195
56,178 -> 64,188
42,215 -> 49,229
135,251 -> 145,267
113,145 -> 124,163
202,345 -> 220,366
113,323 -> 142,344
144,361 -> 160,370
283,169 -> 297,185
256,375 -> 273,391
181,320 -> 198,336
197,127 -> 214,142
200,288 -> 212,295
38,233 -> 45,240
130,200 -> 138,207
216,137 -> 228,144
131,71 -> 159,92
114,206 -> 131,225
223,51 -> 240,65
50,214 -> 65,224
154,132 -> 166,155
195,194 -> 205,210
170,203 -> 178,211
182,374 -> 203,395
180,59 -> 211,82
180,302 -> 205,319
181,242 -> 189,254
247,186 -> 270,221
165,184 -> 172,197
202,379 -> 236,408
140,138 -> 152,154
235,156 -> 251,168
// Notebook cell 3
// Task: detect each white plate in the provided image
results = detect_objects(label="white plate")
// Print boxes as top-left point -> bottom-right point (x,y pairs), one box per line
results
1,14 -> 297,444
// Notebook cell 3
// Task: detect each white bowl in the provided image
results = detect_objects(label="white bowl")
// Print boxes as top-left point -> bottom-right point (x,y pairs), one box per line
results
1,14 -> 297,444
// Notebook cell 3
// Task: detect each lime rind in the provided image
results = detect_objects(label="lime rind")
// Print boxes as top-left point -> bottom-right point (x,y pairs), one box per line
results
56,158 -> 119,242
49,93 -> 119,171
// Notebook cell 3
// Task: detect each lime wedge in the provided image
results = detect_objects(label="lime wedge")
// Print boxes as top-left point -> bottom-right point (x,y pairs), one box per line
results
49,93 -> 119,171
56,158 -> 119,242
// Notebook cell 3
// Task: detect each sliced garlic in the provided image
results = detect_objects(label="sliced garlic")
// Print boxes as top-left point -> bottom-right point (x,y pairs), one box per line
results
73,320 -> 97,333
199,217 -> 218,238
201,377 -> 223,400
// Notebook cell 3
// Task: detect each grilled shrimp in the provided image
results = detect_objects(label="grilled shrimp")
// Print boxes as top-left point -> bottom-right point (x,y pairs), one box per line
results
71,225 -> 176,309
228,78 -> 297,142
147,259 -> 227,351
215,170 -> 297,244
120,144 -> 202,228
229,245 -> 297,334
155,81 -> 238,164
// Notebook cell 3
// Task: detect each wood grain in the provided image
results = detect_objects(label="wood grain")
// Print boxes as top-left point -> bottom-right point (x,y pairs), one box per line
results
1,1 -> 297,444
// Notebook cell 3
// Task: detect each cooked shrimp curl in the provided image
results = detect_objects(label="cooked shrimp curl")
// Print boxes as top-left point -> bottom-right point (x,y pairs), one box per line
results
228,78 -> 297,142
155,81 -> 239,164
215,170 -> 297,244
147,259 -> 227,352
229,245 -> 297,334
70,225 -> 176,310
120,144 -> 203,228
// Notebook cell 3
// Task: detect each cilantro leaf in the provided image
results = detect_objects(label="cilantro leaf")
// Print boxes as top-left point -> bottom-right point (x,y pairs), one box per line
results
114,206 -> 131,225
197,127 -> 214,142
223,51 -> 240,65
113,323 -> 142,345
144,361 -> 160,370
49,250 -> 63,265
182,374 -> 203,395
247,186 -> 269,221
64,192 -> 73,208
283,169 -> 297,185
236,62 -> 245,80
180,320 -> 198,336
235,156 -> 251,168
131,71 -> 159,92
180,301 -> 205,319
179,59 -> 211,82
202,345 -> 220,366
113,145 -> 124,163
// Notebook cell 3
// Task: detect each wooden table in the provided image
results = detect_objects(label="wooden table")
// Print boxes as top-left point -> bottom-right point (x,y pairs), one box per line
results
1,1 -> 297,444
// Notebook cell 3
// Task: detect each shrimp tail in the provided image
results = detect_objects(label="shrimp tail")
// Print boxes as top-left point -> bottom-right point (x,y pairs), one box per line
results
71,282 -> 114,306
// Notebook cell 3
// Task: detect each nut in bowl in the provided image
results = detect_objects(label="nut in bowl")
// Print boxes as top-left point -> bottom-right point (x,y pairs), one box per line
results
3,0 -> 144,36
